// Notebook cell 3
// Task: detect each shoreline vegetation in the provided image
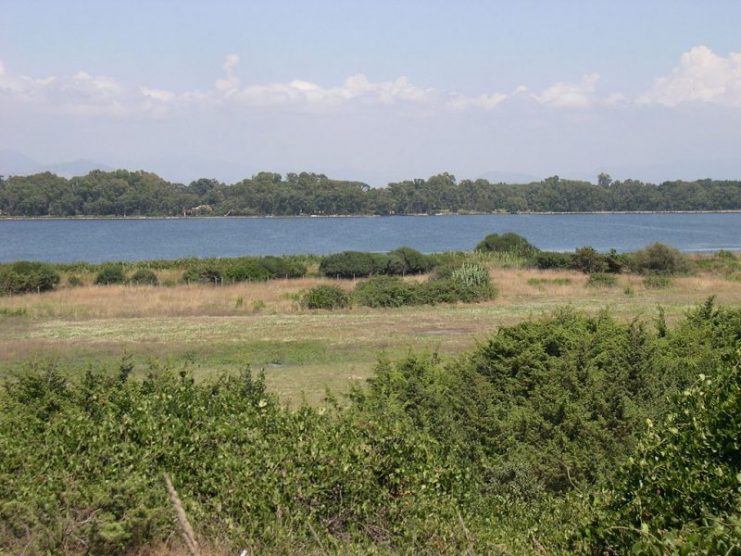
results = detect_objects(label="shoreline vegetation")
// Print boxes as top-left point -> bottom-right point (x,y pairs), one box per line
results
1,169 -> 740,217
2,208 -> 741,220
0,234 -> 739,553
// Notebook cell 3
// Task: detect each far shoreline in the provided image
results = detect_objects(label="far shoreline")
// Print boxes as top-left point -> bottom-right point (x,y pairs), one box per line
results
1,209 -> 741,221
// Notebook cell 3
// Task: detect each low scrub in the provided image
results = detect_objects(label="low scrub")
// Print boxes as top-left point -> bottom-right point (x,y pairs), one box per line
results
475,232 -> 539,258
319,248 -> 434,279
353,263 -> 495,307
0,302 -> 738,553
535,250 -> 575,270
129,268 -> 159,286
0,261 -> 60,295
301,285 -> 351,309
94,265 -> 127,285
628,242 -> 692,275
183,256 -> 307,284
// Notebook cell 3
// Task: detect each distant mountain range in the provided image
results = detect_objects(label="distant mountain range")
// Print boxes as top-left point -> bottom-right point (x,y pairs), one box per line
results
0,150 -> 112,178
2,149 -> 740,186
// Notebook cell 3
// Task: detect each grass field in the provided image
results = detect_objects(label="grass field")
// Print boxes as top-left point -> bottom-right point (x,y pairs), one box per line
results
1,267 -> 739,404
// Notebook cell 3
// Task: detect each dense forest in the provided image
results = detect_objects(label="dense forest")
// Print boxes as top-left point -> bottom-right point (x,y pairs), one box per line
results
1,170 -> 740,216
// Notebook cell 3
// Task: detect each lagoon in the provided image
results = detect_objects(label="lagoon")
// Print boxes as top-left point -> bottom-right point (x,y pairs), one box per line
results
1,213 -> 739,263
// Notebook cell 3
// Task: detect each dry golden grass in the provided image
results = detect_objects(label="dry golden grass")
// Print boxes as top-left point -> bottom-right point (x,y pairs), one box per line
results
1,268 -> 739,403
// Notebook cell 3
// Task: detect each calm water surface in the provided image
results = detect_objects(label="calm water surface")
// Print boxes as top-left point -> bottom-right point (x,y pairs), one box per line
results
1,213 -> 739,263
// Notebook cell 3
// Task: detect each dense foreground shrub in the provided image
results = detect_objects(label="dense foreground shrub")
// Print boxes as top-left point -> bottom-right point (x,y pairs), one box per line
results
1,302 -> 738,554
301,284 -> 351,309
0,261 -> 60,295
581,352 -> 741,554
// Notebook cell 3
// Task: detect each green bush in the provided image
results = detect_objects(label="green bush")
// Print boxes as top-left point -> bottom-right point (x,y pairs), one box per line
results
353,276 -> 418,307
259,256 -> 307,279
583,353 -> 741,554
94,265 -> 127,285
535,251 -> 575,270
572,246 -> 607,273
223,259 -> 272,282
388,247 -> 433,275
319,251 -> 391,278
1,304 -> 739,554
66,275 -> 83,287
182,264 -> 222,285
475,232 -> 539,257
585,272 -> 617,288
129,269 -> 159,286
353,266 -> 496,308
628,242 -> 692,275
0,261 -> 60,295
302,285 -> 351,309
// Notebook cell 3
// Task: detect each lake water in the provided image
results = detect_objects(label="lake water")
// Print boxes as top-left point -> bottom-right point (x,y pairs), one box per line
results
0,213 -> 739,263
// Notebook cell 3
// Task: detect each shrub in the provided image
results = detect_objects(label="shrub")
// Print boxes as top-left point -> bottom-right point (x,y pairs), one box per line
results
94,265 -> 127,285
319,251 -> 390,279
572,246 -> 607,274
535,251 -> 575,270
353,267 -> 496,308
223,259 -> 271,282
628,242 -> 692,275
583,354 -> 741,554
129,269 -> 159,286
586,272 -> 617,288
353,276 -> 417,307
182,264 -> 222,285
388,247 -> 433,275
259,256 -> 307,279
0,261 -> 61,295
66,275 -> 83,287
475,232 -> 539,258
302,285 -> 351,309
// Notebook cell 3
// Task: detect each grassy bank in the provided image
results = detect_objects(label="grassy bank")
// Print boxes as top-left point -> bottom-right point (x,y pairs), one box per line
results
2,265 -> 739,404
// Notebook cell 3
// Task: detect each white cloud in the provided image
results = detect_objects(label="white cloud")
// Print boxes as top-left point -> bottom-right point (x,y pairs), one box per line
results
215,53 -> 240,93
639,45 -> 741,107
232,71 -> 434,108
0,60 -> 127,115
140,87 -> 175,103
532,73 -> 600,108
446,92 -> 507,111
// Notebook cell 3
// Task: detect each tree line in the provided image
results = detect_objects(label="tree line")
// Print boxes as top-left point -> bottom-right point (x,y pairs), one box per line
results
1,169 -> 739,216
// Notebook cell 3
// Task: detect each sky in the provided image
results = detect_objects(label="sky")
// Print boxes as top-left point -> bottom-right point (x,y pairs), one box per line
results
1,0 -> 741,185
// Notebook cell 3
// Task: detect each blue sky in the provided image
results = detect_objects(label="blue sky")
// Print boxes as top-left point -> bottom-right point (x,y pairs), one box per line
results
2,1 -> 741,184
